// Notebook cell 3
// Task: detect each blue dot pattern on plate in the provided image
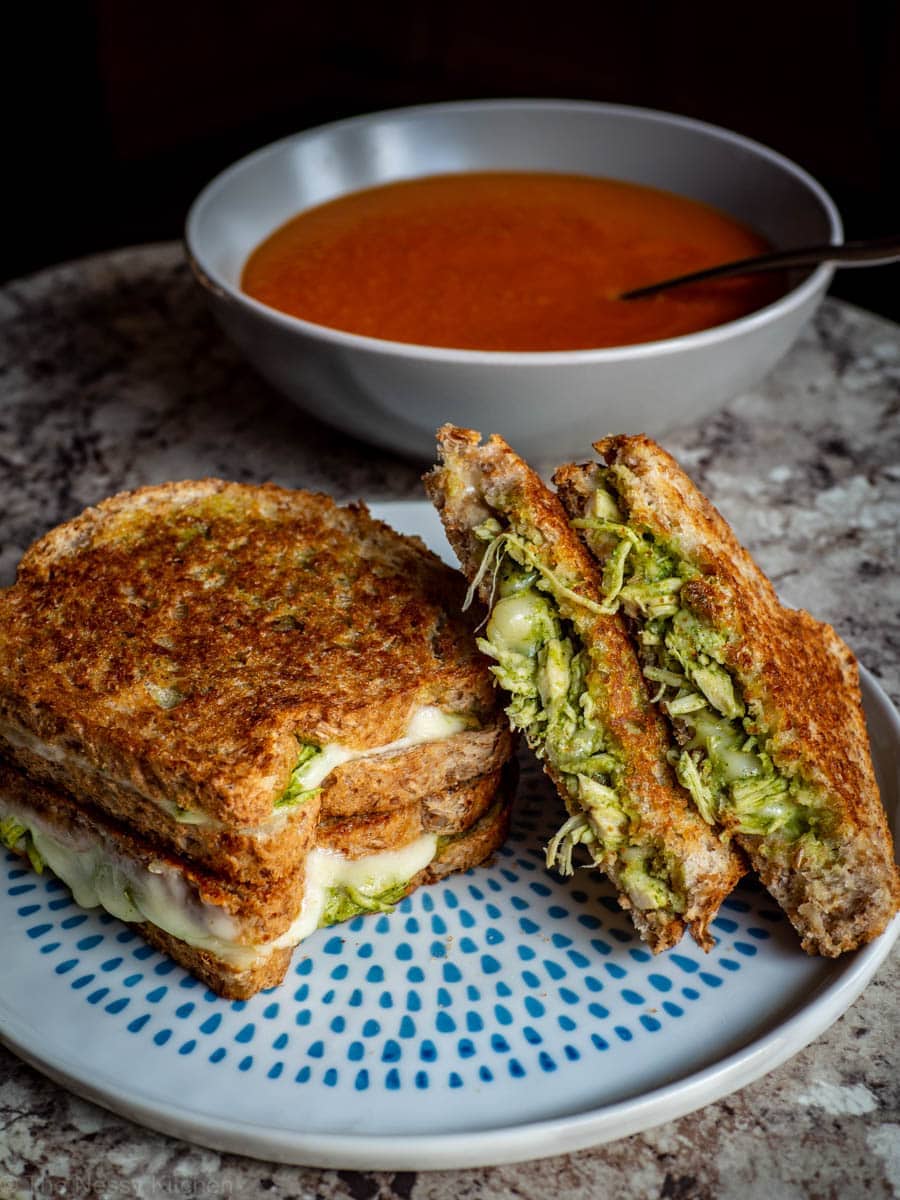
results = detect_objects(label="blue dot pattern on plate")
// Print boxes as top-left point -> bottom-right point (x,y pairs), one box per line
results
5,753 -> 777,1094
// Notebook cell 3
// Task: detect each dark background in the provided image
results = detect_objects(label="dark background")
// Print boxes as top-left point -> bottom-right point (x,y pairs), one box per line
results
6,1 -> 900,320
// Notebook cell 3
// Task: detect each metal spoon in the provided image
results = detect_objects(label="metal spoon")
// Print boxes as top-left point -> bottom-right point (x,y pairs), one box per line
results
620,234 -> 900,300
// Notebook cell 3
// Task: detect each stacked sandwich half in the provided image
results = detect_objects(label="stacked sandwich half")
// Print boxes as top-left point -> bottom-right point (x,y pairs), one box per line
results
0,481 -> 514,998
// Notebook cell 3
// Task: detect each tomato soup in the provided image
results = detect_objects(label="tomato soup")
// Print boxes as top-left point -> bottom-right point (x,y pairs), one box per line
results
241,172 -> 783,351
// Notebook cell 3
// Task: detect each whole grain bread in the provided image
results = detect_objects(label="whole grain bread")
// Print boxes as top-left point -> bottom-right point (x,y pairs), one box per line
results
555,434 -> 900,955
0,480 -> 500,828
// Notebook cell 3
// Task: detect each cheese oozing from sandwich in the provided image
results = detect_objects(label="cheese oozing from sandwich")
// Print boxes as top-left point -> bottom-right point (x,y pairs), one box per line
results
0,794 -> 438,971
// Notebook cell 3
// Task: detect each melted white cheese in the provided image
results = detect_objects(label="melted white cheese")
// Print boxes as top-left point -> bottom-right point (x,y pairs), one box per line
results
0,792 -> 437,971
269,835 -> 439,951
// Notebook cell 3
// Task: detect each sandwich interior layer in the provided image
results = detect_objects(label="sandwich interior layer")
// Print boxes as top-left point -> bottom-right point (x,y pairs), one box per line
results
0,789 -> 445,971
465,518 -> 690,923
569,477 -> 841,857
560,466 -> 900,956
2,704 -> 478,835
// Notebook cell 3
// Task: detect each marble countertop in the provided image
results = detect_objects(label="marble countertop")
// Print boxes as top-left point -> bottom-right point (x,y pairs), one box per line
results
0,244 -> 897,1199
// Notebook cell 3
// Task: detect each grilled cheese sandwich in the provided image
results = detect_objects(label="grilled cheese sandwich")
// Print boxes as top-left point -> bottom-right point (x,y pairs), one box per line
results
0,479 -> 516,996
426,426 -> 743,953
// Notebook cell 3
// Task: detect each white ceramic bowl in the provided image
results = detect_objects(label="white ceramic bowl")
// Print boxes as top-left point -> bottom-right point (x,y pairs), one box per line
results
185,100 -> 841,463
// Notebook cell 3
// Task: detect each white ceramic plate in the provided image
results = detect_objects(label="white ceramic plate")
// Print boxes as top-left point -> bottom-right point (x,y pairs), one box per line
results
1,501 -> 897,1170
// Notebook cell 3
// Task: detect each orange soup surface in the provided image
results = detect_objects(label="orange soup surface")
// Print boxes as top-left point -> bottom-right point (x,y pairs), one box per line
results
241,172 -> 783,351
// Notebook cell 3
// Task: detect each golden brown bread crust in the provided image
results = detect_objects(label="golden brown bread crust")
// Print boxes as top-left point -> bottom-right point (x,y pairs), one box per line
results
317,803 -> 425,856
0,480 -> 499,826
556,434 -> 900,954
425,426 -> 744,952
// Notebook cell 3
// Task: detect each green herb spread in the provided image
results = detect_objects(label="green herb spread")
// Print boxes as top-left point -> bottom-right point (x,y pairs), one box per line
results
0,815 -> 45,875
470,521 -> 683,914
575,481 -> 832,856
318,878 -> 411,926
276,741 -> 324,809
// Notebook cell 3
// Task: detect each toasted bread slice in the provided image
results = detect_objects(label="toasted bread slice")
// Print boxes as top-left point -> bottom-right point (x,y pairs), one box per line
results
555,435 -> 900,955
425,426 -> 743,952
317,768 -> 504,854
0,713 -> 512,880
0,758 -> 515,1000
0,480 -> 501,833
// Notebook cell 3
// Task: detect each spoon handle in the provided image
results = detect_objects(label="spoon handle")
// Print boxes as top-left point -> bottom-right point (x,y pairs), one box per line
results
621,234 -> 900,299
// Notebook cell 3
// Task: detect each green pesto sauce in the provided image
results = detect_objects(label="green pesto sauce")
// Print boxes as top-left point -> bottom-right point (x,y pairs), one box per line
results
276,741 -> 323,809
0,815 -> 45,875
578,481 -> 832,852
472,525 -> 682,914
318,878 -> 410,926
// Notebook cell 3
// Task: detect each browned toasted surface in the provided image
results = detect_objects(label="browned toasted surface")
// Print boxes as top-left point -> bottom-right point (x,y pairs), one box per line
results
558,434 -> 900,954
425,426 -> 743,952
319,718 -> 513,817
0,480 -> 498,826
0,742 -> 508,899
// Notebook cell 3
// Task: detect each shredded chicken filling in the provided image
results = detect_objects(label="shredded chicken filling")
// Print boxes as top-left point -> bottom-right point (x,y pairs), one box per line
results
469,520 -> 684,914
574,482 -> 833,859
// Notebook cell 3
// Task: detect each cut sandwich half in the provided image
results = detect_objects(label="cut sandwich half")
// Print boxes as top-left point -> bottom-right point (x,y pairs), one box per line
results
555,434 -> 900,955
425,426 -> 744,953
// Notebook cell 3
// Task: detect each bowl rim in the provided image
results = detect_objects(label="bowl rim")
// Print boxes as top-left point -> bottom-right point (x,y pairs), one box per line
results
185,97 -> 842,364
